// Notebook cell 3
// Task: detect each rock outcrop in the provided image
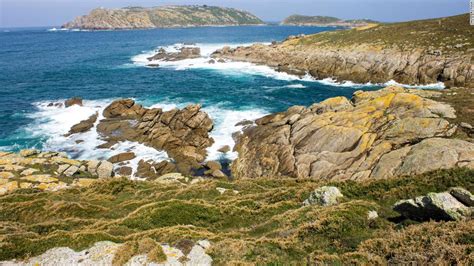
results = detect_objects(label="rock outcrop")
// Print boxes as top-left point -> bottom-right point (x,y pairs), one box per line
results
62,5 -> 264,30
64,97 -> 83,107
213,14 -> 473,87
303,186 -> 344,206
232,86 -> 474,180
393,187 -> 474,221
147,47 -> 201,62
0,150 -> 113,196
1,240 -> 212,266
66,112 -> 98,136
97,99 -> 214,176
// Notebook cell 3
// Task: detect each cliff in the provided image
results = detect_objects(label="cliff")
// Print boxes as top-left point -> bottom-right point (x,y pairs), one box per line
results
231,86 -> 474,180
213,14 -> 474,87
281,14 -> 378,27
62,5 -> 264,30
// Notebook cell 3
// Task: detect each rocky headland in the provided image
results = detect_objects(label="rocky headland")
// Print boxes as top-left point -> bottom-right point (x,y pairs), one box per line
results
281,15 -> 378,28
62,5 -> 264,30
213,14 -> 473,87
231,86 -> 474,179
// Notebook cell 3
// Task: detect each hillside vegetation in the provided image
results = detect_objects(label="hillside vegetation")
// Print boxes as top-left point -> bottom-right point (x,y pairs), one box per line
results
62,5 -> 264,30
298,13 -> 473,55
1,168 -> 473,264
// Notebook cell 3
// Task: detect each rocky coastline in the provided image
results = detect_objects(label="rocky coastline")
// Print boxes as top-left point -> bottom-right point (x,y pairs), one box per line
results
1,85 -> 473,264
212,14 -> 473,87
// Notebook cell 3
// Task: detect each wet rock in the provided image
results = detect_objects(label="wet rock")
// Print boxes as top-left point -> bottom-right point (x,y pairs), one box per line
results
96,161 -> 114,179
205,161 -> 222,171
147,63 -> 160,67
107,152 -> 136,163
208,59 -> 216,64
97,99 -> 214,176
235,120 -> 254,127
66,113 -> 98,136
96,141 -> 117,149
65,97 -> 83,108
147,47 -> 201,61
231,87 -> 474,180
47,102 -> 63,108
218,145 -> 231,153
393,188 -> 473,221
303,186 -> 343,206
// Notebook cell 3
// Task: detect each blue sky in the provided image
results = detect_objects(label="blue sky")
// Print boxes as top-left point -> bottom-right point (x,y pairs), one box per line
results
0,0 -> 468,27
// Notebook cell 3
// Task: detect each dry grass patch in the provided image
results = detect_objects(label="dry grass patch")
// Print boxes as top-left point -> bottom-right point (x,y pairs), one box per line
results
0,168 -> 472,264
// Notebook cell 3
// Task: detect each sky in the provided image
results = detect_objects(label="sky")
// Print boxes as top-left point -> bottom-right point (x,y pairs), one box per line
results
0,0 -> 469,27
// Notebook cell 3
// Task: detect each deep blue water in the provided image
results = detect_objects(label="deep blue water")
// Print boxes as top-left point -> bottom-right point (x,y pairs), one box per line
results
0,25 -> 381,156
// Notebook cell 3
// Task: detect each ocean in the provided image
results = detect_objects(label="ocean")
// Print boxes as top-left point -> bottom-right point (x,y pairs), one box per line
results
0,25 -> 441,166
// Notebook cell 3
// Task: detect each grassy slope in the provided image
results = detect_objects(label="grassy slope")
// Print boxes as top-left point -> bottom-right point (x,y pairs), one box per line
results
297,13 -> 474,55
0,168 -> 473,264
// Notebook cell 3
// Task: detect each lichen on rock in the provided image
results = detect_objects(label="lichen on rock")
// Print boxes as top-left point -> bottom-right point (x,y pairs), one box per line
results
231,86 -> 474,180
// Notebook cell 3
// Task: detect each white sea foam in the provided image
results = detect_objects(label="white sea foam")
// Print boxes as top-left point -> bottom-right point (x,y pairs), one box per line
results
47,28 -> 90,32
263,84 -> 307,91
26,98 -> 267,178
202,105 -> 268,161
384,79 -> 445,90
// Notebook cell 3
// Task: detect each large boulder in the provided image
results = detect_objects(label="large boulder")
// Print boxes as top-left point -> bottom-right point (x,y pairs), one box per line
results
393,188 -> 473,221
97,100 -> 214,176
232,86 -> 474,180
96,161 -> 114,179
66,113 -> 98,136
303,186 -> 344,206
65,97 -> 83,108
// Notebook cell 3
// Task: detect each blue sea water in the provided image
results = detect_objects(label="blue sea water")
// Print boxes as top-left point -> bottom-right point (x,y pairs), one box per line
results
0,25 -> 384,163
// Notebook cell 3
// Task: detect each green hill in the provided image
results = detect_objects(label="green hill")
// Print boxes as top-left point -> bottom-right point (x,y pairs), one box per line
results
63,5 -> 265,30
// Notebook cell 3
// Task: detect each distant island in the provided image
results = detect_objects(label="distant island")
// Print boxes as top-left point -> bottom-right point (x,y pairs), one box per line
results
281,15 -> 378,27
62,5 -> 265,30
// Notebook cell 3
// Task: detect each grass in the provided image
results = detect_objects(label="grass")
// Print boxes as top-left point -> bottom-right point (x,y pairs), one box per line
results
0,168 -> 473,264
296,13 -> 474,55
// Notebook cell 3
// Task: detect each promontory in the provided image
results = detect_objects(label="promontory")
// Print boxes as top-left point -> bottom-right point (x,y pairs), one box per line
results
213,14 -> 473,87
62,5 -> 264,30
